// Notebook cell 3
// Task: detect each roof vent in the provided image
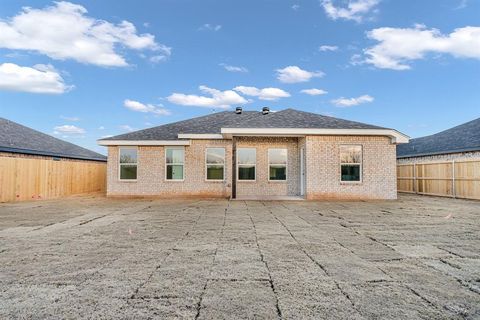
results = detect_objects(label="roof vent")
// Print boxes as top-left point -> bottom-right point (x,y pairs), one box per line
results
262,107 -> 270,115
235,106 -> 243,114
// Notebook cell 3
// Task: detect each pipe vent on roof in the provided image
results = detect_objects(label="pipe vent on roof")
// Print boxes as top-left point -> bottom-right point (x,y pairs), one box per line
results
262,107 -> 270,115
235,106 -> 243,114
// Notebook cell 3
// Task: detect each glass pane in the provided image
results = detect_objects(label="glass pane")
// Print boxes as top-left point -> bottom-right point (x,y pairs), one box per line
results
340,145 -> 362,163
238,166 -> 255,180
167,165 -> 184,180
166,148 -> 184,164
341,165 -> 361,181
270,165 -> 286,180
120,148 -> 137,164
237,148 -> 256,165
268,149 -> 287,165
207,165 -> 224,180
206,148 -> 225,164
120,165 -> 137,180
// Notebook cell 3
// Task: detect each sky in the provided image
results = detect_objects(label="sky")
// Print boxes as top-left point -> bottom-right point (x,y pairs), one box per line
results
0,0 -> 479,155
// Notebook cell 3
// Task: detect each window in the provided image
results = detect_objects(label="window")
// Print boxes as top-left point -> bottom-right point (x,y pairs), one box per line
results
206,148 -> 225,180
166,147 -> 184,180
340,145 -> 362,182
237,148 -> 256,180
269,149 -> 287,181
119,147 -> 137,180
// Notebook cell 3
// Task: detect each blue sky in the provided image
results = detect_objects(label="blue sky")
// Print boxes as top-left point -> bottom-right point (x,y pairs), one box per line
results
0,0 -> 479,154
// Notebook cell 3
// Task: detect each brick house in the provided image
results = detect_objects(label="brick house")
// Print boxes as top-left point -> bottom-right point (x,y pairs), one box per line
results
397,117 -> 480,164
98,108 -> 409,200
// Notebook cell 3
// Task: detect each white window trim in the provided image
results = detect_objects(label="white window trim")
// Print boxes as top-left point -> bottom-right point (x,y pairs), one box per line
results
165,147 -> 185,181
118,146 -> 138,181
237,148 -> 256,181
205,147 -> 226,181
340,144 -> 363,183
268,148 -> 288,182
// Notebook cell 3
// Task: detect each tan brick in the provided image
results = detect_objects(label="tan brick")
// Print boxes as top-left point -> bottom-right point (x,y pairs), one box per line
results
305,136 -> 397,200
106,135 -> 398,200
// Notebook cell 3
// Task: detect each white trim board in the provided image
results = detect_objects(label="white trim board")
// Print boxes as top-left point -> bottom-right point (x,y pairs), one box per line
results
220,128 -> 409,144
98,140 -> 191,146
177,134 -> 224,140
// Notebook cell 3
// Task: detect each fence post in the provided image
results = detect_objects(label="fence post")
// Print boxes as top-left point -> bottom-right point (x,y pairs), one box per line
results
413,163 -> 417,194
452,160 -> 456,198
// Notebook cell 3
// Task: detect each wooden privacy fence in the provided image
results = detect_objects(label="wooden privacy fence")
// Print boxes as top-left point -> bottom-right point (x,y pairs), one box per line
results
397,159 -> 480,200
0,156 -> 106,202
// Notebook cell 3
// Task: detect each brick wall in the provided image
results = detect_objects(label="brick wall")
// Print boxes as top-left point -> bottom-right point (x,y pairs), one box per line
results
235,137 -> 299,197
0,151 -> 104,164
305,136 -> 397,200
107,140 -> 232,198
397,151 -> 480,164
106,135 -> 398,200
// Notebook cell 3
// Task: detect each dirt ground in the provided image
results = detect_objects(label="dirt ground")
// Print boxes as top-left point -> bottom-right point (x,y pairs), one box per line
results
0,194 -> 479,319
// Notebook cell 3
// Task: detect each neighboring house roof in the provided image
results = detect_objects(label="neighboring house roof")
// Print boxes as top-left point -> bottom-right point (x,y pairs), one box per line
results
0,118 -> 106,162
100,108 -> 391,142
397,117 -> 480,158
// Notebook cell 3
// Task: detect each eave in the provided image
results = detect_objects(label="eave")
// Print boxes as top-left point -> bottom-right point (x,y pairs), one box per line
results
220,128 -> 410,144
97,140 -> 191,146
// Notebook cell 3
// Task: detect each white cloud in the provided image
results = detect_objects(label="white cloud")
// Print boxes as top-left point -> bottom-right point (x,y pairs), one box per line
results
319,45 -> 339,52
167,85 -> 248,109
301,88 -> 328,95
60,115 -> 80,121
199,24 -> 222,31
233,86 -> 290,101
0,2 -> 169,67
149,55 -> 167,63
119,125 -> 135,132
98,126 -> 105,130
276,66 -> 324,83
350,53 -> 364,66
220,63 -> 248,73
331,94 -> 374,107
292,4 -> 300,10
0,63 -> 71,94
54,125 -> 85,134
124,99 -> 171,115
363,25 -> 480,70
321,0 -> 380,23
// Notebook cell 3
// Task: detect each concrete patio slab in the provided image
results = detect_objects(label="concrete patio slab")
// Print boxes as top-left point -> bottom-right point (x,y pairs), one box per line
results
0,194 -> 479,319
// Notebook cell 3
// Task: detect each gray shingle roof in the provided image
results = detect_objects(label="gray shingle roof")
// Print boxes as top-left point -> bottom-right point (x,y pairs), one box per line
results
0,118 -> 106,161
397,117 -> 480,158
102,108 -> 387,141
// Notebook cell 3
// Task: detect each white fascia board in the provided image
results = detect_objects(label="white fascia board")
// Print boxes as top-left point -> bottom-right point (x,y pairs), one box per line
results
177,134 -> 224,139
220,128 -> 410,144
97,140 -> 191,146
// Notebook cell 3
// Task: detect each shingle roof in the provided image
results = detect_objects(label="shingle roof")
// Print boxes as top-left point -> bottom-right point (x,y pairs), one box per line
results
102,108 -> 387,141
397,117 -> 480,158
0,118 -> 106,161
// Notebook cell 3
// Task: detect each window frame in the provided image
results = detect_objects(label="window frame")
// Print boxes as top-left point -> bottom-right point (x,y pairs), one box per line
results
165,147 -> 185,181
237,148 -> 256,181
339,144 -> 363,183
205,147 -> 226,181
118,146 -> 138,181
268,148 -> 288,182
